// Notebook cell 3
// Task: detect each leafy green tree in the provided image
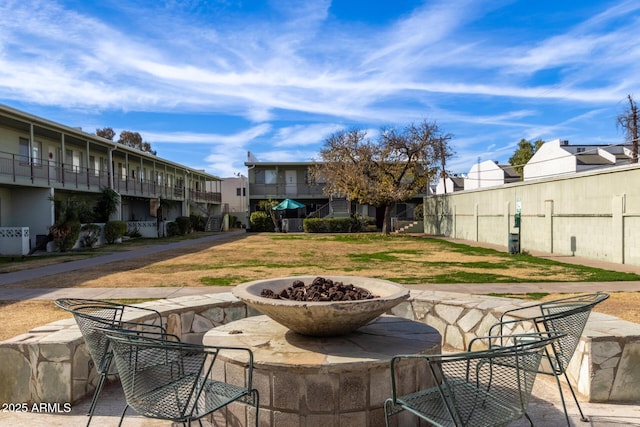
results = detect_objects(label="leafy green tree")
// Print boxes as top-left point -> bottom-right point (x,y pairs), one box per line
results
93,187 -> 120,222
118,130 -> 157,155
617,94 -> 639,163
96,127 -> 116,140
95,127 -> 156,155
311,120 -> 450,234
509,138 -> 544,178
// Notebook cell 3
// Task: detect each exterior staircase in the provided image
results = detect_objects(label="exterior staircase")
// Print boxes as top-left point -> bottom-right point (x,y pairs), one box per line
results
205,216 -> 221,232
307,198 -> 351,218
393,220 -> 423,234
329,199 -> 350,218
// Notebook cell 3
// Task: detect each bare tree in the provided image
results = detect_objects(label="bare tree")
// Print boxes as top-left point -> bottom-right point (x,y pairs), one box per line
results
311,120 -> 451,234
433,133 -> 455,192
617,94 -> 639,163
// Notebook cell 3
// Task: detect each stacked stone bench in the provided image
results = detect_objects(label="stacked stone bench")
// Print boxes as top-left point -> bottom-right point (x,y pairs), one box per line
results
1,290 -> 638,405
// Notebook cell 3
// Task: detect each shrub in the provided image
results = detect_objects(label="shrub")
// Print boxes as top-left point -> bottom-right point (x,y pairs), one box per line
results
250,211 -> 275,232
350,214 -> 375,232
303,218 -> 352,233
50,220 -> 81,252
414,203 -> 424,220
189,214 -> 207,232
126,223 -> 142,238
175,216 -> 191,235
104,220 -> 127,244
166,221 -> 181,237
81,224 -> 102,248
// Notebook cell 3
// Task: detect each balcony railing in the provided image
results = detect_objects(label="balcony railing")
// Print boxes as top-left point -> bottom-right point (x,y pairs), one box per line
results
250,183 -> 326,198
189,189 -> 221,203
0,151 -> 220,202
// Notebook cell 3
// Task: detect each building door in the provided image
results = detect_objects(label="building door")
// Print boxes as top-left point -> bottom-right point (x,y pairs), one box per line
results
47,146 -> 57,181
286,170 -> 297,196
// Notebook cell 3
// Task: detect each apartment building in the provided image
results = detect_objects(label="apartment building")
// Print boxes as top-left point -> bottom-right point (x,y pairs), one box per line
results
0,104 -> 222,252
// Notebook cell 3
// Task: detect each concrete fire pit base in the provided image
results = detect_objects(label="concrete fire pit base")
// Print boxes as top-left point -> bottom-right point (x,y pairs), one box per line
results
204,314 -> 441,427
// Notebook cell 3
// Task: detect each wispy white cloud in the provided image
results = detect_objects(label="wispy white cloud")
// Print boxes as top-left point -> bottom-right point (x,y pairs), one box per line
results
143,124 -> 272,146
272,123 -> 345,147
0,0 -> 638,175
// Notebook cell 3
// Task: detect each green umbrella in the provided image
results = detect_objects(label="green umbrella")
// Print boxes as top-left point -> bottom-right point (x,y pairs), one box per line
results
273,198 -> 306,210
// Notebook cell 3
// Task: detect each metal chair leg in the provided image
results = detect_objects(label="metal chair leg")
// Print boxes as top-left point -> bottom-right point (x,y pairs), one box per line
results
86,372 -> 107,426
253,389 -> 260,427
118,404 -> 129,427
564,370 -> 589,422
552,370 -> 573,427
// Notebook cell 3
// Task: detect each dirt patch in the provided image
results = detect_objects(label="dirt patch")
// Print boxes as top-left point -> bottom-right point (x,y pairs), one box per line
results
3,234 -> 595,289
1,233 -> 638,341
0,301 -> 73,341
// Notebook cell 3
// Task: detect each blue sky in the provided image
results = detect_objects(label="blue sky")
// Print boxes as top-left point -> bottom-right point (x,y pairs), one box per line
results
1,0 -> 639,178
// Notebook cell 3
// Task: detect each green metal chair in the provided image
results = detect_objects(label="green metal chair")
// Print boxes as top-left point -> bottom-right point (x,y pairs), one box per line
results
488,292 -> 610,426
54,298 -> 170,426
385,331 -> 564,427
103,328 -> 259,426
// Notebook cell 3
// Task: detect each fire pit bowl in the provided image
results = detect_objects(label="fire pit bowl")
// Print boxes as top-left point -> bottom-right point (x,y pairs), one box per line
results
232,276 -> 410,336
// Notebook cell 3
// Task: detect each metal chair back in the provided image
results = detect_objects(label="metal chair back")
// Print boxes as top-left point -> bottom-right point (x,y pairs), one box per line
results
385,331 -> 564,427
104,328 -> 259,426
489,292 -> 609,425
54,298 -> 166,426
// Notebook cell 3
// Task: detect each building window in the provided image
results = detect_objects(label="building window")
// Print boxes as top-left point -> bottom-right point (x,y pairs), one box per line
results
18,138 -> 41,165
236,187 -> 241,196
254,169 -> 277,184
265,170 -> 277,184
89,156 -> 99,176
66,149 -> 82,172
19,137 -> 29,163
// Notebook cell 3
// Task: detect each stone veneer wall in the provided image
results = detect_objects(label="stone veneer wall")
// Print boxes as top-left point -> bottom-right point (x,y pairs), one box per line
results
392,290 -> 640,403
1,290 -> 638,406
0,293 -> 258,405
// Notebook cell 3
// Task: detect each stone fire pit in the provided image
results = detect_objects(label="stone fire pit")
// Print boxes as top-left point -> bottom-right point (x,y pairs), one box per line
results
232,275 -> 410,336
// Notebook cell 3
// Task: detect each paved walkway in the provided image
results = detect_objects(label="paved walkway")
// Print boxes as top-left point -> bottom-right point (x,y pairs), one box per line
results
1,372 -> 638,426
1,232 -> 640,425
0,231 -> 246,286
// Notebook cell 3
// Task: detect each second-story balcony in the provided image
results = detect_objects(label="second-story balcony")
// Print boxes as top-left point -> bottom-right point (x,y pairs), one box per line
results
249,182 -> 326,199
0,151 -> 221,203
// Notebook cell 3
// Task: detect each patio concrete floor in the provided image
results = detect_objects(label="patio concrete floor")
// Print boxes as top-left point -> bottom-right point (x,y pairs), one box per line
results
1,374 -> 639,426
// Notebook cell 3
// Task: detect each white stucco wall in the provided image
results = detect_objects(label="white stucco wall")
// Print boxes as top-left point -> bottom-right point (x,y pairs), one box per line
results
220,176 -> 248,226
435,177 -> 460,194
10,187 -> 53,248
524,139 -> 578,180
464,160 -> 506,190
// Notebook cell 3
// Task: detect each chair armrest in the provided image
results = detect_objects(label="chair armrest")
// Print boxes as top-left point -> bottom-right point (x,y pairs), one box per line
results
121,304 -> 164,326
486,316 -> 540,343
156,340 -> 256,389
117,322 -> 180,342
499,301 -> 544,322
